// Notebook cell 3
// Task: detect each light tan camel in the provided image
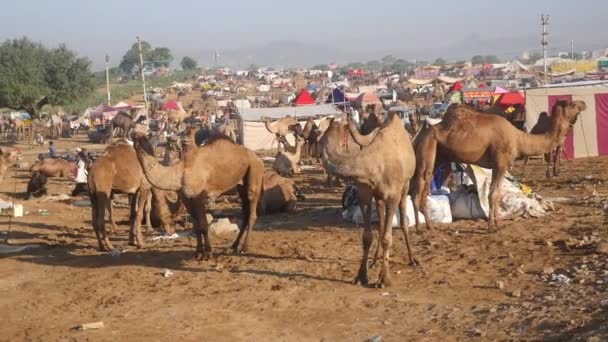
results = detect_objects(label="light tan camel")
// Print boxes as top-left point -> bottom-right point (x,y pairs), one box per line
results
521,111 -> 576,178
88,142 -> 173,251
30,159 -> 75,178
206,122 -> 237,143
258,169 -> 305,215
273,136 -> 305,176
412,100 -> 586,232
263,115 -> 298,152
0,149 -> 20,185
323,112 -> 417,287
133,133 -> 264,259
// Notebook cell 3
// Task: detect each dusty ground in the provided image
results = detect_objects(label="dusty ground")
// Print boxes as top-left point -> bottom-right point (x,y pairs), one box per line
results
0,135 -> 607,341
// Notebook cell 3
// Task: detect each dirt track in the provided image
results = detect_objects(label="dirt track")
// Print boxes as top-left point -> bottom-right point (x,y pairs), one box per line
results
0,136 -> 607,341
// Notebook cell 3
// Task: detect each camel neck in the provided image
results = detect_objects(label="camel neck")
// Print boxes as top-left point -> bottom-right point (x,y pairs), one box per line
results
135,146 -> 183,191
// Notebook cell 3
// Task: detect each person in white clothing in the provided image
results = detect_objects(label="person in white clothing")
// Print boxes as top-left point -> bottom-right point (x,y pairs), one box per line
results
350,107 -> 361,128
72,148 -> 89,196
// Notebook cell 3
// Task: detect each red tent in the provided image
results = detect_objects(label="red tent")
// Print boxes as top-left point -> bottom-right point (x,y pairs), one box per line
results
163,100 -> 180,110
496,92 -> 525,107
449,81 -> 463,92
293,89 -> 315,106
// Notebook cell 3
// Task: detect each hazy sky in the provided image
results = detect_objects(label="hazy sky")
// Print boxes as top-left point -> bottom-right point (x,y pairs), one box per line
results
1,0 -> 605,69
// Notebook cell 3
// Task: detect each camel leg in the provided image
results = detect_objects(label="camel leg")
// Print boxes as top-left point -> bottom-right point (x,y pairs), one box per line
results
553,145 -> 562,176
377,197 -> 398,288
370,198 -> 385,269
93,193 -> 114,251
144,191 -> 153,234
353,197 -> 373,285
488,164 -> 507,231
191,197 -> 211,261
522,156 -> 529,176
398,188 -> 419,267
131,189 -> 148,248
544,151 -> 552,178
231,171 -> 262,253
107,198 -> 118,236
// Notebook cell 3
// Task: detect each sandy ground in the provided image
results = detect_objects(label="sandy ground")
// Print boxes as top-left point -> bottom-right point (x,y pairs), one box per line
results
0,135 -> 607,341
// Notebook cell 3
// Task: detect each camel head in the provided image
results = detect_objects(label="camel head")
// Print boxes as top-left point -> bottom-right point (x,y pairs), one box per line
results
553,100 -> 587,127
133,132 -> 155,156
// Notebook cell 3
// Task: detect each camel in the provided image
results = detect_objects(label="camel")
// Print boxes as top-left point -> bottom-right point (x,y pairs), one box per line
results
360,112 -> 382,135
273,136 -> 305,176
111,111 -> 136,138
12,118 -> 27,141
263,115 -> 298,152
0,149 -> 21,185
206,122 -> 237,143
165,104 -> 188,132
88,142 -> 174,251
322,112 -> 417,287
258,169 -> 305,215
30,158 -> 75,178
27,171 -> 48,199
521,111 -> 575,178
132,133 -> 264,260
49,114 -> 62,139
412,100 -> 586,232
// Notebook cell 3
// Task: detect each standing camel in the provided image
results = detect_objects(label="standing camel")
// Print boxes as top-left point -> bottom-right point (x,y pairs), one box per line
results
521,111 -> 576,178
111,111 -> 136,138
133,133 -> 264,260
88,142 -> 174,251
412,100 -> 586,232
50,114 -> 62,139
322,112 -> 417,287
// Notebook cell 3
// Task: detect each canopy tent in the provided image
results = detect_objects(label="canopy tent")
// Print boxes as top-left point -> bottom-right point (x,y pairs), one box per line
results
408,77 -> 435,85
88,104 -> 133,123
525,82 -> 608,159
494,86 -> 509,94
326,88 -> 348,104
438,76 -> 465,84
292,89 -> 316,106
356,92 -> 382,107
448,82 -> 463,92
495,91 -> 525,107
162,100 -> 180,111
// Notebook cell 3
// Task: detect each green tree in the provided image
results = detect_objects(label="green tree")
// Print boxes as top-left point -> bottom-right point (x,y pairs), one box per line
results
0,37 -> 93,118
389,59 -> 412,73
119,41 -> 151,74
434,58 -> 447,66
381,55 -> 395,66
149,47 -> 173,68
366,60 -> 381,71
180,56 -> 198,70
311,64 -> 329,70
471,55 -> 500,65
471,55 -> 484,65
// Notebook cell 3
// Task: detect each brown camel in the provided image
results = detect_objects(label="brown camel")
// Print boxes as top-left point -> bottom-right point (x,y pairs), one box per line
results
258,169 -> 305,215
412,100 -> 586,232
30,159 -> 75,178
521,111 -> 575,178
88,142 -> 173,251
273,136 -> 305,176
263,115 -> 298,152
360,112 -> 381,135
0,149 -> 20,185
322,112 -> 417,287
205,122 -> 237,143
133,133 -> 264,259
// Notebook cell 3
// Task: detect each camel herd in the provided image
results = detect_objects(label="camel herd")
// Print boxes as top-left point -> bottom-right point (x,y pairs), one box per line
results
4,98 -> 584,288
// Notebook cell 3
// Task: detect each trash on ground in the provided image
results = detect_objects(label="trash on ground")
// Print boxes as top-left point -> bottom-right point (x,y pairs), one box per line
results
210,218 -> 239,236
549,273 -> 572,286
162,269 -> 174,277
72,321 -> 104,330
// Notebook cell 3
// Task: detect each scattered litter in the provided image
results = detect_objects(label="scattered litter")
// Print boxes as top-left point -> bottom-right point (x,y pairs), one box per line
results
162,269 -> 174,277
40,194 -> 71,203
584,175 -> 594,180
380,292 -> 390,296
0,244 -> 39,254
367,336 -> 382,342
72,322 -> 104,331
210,218 -> 239,236
511,289 -> 522,298
149,232 -> 192,241
0,202 -> 23,217
495,281 -> 505,289
600,299 -> 608,307
299,165 -> 316,171
108,249 -> 125,257
549,274 -> 572,286
37,209 -> 50,216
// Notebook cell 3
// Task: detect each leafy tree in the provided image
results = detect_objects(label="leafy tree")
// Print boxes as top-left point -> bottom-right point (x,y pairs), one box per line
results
471,55 -> 500,65
434,58 -> 447,66
381,55 -> 395,66
389,59 -> 412,73
485,55 -> 500,64
248,64 -> 259,72
180,56 -> 198,70
526,52 -> 542,63
0,37 -> 93,118
454,60 -> 466,65
366,60 -> 381,71
149,47 -> 173,68
119,41 -> 151,74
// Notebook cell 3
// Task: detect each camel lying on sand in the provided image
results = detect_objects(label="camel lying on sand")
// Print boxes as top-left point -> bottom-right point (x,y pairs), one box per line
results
273,136 -> 305,176
323,112 -> 417,287
30,159 -> 75,178
258,169 -> 305,215
133,133 -> 264,260
412,100 -> 586,232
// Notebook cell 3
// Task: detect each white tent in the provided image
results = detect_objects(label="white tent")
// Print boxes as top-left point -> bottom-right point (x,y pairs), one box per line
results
238,104 -> 342,121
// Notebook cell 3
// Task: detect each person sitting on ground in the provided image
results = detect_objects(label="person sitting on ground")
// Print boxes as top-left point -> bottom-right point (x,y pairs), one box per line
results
48,141 -> 58,158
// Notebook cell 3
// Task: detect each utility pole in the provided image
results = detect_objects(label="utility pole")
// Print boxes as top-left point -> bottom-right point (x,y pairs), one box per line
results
541,14 -> 549,85
105,54 -> 111,105
571,40 -> 575,60
137,36 -> 149,111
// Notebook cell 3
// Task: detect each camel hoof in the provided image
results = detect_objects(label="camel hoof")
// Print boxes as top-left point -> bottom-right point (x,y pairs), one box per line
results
352,276 -> 369,286
409,258 -> 422,269
194,251 -> 208,261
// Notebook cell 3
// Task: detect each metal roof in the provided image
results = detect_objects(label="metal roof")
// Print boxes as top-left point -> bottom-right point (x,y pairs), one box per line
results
238,104 -> 342,121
